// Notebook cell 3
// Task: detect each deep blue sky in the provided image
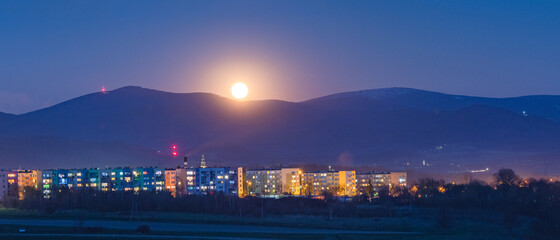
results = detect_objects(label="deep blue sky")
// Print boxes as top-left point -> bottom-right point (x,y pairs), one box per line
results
1,1 -> 559,114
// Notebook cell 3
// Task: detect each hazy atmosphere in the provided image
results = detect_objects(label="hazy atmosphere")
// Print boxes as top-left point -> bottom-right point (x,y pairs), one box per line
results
1,2 -> 560,240
1,1 -> 559,114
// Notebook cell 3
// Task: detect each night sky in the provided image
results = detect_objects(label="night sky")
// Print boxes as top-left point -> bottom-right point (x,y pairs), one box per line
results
1,1 -> 559,114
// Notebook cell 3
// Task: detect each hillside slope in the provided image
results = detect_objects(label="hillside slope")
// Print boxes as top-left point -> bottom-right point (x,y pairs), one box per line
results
0,86 -> 559,176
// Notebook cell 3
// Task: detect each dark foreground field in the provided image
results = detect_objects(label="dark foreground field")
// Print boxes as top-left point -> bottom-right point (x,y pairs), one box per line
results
0,207 -> 535,240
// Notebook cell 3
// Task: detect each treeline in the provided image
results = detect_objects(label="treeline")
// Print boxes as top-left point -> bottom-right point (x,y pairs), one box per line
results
408,169 -> 560,239
4,187 -> 353,218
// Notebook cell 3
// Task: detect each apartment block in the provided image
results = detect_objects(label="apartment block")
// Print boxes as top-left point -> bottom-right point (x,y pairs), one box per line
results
356,172 -> 390,196
41,170 -> 53,198
390,172 -> 407,187
302,170 -> 356,197
5,165 -> 404,200
165,168 -> 178,196
237,167 -> 245,197
0,170 -> 18,199
356,171 -> 407,196
244,168 -> 301,197
17,170 -> 42,200
185,167 -> 237,195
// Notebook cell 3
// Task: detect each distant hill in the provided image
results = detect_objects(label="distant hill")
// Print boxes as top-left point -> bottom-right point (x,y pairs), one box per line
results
0,111 -> 14,119
309,88 -> 560,123
1,86 -> 559,177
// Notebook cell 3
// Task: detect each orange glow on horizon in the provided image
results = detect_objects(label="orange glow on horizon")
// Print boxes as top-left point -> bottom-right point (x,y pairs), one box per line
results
183,51 -> 291,101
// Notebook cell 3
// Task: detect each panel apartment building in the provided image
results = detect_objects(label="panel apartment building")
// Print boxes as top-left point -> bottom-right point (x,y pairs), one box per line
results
240,167 -> 302,197
356,171 -> 408,196
301,170 -> 357,197
0,170 -> 18,200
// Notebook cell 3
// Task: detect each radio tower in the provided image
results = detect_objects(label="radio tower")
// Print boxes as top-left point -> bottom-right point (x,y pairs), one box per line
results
200,154 -> 207,168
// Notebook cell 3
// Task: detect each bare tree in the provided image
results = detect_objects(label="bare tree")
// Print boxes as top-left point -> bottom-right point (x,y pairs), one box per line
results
494,168 -> 521,192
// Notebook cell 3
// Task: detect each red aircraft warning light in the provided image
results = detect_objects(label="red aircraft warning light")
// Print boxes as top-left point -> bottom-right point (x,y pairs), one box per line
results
171,145 -> 178,157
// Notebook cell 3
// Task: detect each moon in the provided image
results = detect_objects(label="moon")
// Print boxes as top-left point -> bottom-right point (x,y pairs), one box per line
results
231,82 -> 248,99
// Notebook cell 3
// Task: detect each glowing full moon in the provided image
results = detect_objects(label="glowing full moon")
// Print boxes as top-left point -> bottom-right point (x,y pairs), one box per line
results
231,82 -> 248,99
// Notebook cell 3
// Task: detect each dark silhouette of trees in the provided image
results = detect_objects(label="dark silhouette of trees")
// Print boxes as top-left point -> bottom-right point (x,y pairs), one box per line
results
416,178 -> 445,198
494,168 -> 521,192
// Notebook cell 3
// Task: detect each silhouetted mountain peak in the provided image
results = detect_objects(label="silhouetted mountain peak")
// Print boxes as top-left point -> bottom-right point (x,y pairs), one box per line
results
0,112 -> 13,117
308,87 -> 443,101
2,86 -> 560,176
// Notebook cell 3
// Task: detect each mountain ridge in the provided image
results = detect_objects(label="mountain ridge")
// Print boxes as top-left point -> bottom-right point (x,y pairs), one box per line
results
309,87 -> 560,122
1,86 -> 559,177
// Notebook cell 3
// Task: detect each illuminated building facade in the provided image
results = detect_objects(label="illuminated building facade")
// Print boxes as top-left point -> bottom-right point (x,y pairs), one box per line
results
244,168 -> 301,197
6,165 -> 404,200
175,168 -> 187,197
86,169 -> 99,189
39,167 -> 166,195
7,170 -> 18,198
111,168 -> 134,191
186,167 -> 237,195
99,169 -> 112,191
356,171 -> 407,196
237,167 -> 245,197
390,172 -> 407,187
41,170 -> 53,198
339,171 -> 357,196
356,172 -> 390,196
185,168 -> 196,191
0,170 -> 18,199
302,170 -> 356,197
132,167 -> 165,192
17,170 -> 42,200
165,168 -> 178,196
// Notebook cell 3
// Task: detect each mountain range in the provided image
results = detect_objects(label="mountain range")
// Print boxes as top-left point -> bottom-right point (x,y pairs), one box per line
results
1,86 -> 559,177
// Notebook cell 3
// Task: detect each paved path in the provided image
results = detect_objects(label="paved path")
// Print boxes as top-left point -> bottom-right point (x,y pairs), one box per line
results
0,218 -> 420,235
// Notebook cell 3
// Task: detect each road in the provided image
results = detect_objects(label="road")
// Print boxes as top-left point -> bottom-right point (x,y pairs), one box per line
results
0,218 -> 420,235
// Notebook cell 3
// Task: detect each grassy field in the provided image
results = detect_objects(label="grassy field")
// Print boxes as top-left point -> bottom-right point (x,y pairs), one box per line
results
0,224 -> 419,240
0,207 -> 430,232
0,207 -> 535,239
0,224 -> 461,240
